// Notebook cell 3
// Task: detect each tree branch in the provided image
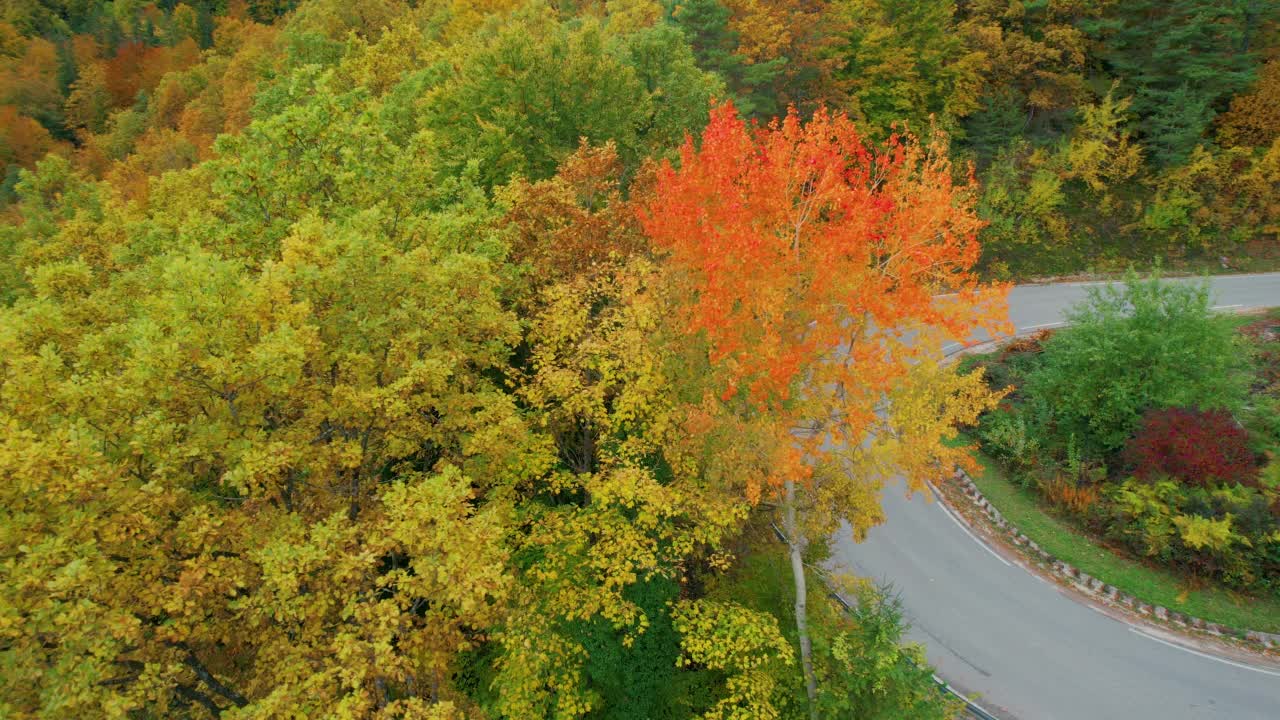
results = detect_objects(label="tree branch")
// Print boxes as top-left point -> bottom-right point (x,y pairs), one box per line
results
177,644 -> 248,708
174,684 -> 223,718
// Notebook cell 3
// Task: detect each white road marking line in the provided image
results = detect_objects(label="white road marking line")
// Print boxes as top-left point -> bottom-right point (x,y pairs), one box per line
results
1211,303 -> 1242,310
1018,321 -> 1067,331
1054,280 -> 1108,287
935,496 -> 1011,567
1129,628 -> 1280,678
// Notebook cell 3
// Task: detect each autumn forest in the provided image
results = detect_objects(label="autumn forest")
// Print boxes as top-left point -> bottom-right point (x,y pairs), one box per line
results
0,1 -> 1277,719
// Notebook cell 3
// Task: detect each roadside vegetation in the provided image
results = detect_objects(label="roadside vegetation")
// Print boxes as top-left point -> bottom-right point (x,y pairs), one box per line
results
964,448 -> 1280,633
696,521 -> 962,720
960,276 -> 1280,628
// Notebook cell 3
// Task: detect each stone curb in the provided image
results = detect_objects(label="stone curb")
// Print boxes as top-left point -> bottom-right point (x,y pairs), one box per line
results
949,467 -> 1280,652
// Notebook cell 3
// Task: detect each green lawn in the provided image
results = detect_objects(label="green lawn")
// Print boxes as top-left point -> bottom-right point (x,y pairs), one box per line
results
962,448 -> 1280,634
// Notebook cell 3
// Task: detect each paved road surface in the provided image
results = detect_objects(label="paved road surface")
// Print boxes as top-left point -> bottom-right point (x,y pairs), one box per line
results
829,272 -> 1280,720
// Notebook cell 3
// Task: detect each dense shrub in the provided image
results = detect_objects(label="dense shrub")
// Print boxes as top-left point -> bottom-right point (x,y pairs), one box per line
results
1024,273 -> 1251,457
1041,477 -> 1101,515
977,407 -> 1041,474
573,576 -> 684,720
1095,479 -> 1280,594
1244,402 -> 1280,457
1125,407 -> 1260,488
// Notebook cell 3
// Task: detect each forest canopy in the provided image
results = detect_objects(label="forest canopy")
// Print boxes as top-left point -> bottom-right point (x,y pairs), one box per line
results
0,1 -> 1276,719
0,0 -> 1276,276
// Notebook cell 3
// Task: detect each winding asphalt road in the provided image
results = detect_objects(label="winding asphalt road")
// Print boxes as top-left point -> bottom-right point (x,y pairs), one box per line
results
829,272 -> 1280,720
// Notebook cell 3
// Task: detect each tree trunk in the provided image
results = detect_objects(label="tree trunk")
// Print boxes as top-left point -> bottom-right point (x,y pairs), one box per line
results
784,477 -> 820,719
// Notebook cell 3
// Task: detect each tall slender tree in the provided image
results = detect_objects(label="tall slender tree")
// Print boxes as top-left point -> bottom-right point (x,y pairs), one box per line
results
642,102 -> 1007,716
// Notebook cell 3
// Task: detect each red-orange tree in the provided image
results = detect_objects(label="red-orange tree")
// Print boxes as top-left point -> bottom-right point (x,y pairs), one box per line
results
642,103 -> 1008,715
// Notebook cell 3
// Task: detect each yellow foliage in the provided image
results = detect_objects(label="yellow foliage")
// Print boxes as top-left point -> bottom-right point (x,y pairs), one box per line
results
672,599 -> 793,720
1062,88 -> 1143,198
1173,514 -> 1240,553
1218,60 -> 1280,148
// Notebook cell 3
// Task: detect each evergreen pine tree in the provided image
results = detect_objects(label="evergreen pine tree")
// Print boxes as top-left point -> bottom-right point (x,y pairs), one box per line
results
1083,0 -> 1272,164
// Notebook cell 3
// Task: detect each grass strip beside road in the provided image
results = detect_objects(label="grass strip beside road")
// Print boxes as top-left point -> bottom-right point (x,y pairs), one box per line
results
963,448 -> 1280,634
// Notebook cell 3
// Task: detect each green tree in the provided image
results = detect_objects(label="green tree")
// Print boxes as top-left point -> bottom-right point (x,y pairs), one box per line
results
0,154 -> 101,304
960,88 -> 1030,164
423,6 -> 718,190
813,587 -> 959,720
664,0 -> 786,118
1025,272 -> 1253,457
573,577 -> 683,720
829,0 -> 986,136
1083,0 -> 1274,165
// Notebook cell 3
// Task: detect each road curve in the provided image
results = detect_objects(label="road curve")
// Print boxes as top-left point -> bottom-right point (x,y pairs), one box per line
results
828,272 -> 1280,720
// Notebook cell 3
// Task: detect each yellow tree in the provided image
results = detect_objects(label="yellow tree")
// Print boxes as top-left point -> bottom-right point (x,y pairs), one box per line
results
1218,59 -> 1280,148
494,149 -> 778,715
642,103 -> 1008,716
957,0 -> 1096,120
1060,87 -> 1143,214
0,75 -> 541,717
722,0 -> 844,110
829,0 -> 988,136
0,210 -> 534,717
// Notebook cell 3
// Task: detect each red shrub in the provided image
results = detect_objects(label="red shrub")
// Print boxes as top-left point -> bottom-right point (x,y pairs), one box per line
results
1125,407 -> 1260,488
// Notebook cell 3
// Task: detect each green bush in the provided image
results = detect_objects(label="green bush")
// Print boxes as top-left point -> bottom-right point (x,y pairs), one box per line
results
1024,272 -> 1252,458
977,408 -> 1041,475
703,529 -> 961,719
574,576 -> 685,720
965,286 -> 1280,597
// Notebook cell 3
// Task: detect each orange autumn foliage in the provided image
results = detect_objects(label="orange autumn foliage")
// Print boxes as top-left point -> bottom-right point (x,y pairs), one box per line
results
500,141 -> 648,289
1219,59 -> 1280,148
104,39 -> 202,109
0,104 -> 62,167
643,102 -> 1007,406
642,103 -> 1009,498
1041,476 -> 1099,515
